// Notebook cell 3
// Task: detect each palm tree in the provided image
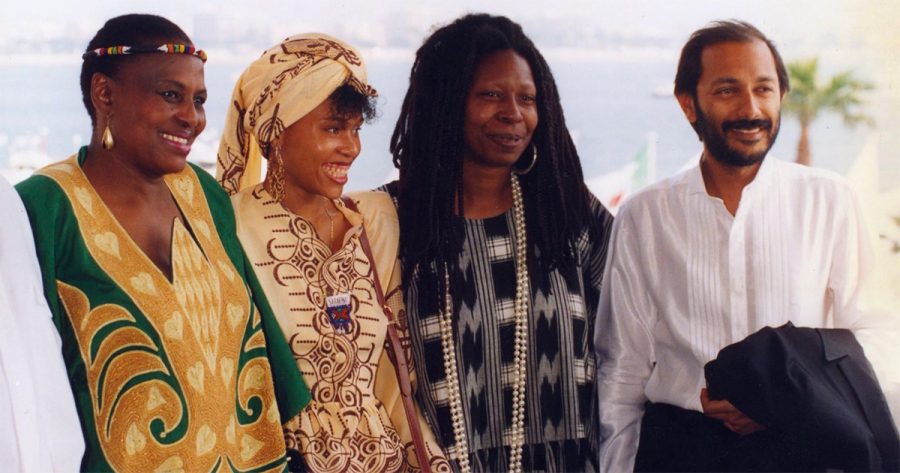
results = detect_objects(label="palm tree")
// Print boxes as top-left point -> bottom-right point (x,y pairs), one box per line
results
782,58 -> 874,166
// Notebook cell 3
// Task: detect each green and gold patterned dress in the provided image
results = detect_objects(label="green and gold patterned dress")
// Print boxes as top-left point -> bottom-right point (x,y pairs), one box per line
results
16,148 -> 310,472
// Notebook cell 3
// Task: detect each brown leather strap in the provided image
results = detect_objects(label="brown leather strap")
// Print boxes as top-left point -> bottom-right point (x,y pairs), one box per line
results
342,197 -> 432,473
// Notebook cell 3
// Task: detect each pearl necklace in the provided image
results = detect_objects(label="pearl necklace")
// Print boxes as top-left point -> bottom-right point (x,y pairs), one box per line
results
439,174 -> 529,473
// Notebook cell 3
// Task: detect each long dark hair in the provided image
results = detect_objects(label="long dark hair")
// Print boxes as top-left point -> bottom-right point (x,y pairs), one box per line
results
391,13 -> 596,288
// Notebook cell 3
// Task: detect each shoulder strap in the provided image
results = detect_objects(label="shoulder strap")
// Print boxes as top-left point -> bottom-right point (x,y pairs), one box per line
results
341,196 -> 433,473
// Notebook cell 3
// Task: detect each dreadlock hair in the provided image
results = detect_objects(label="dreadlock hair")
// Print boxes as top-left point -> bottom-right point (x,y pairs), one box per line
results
390,13 -> 596,289
80,14 -> 193,127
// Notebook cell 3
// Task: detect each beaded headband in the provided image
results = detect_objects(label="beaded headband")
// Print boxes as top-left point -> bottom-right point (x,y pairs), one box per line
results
82,43 -> 207,62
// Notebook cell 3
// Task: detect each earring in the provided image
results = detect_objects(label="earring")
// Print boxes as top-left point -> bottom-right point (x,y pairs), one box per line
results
101,115 -> 115,150
513,143 -> 538,175
268,145 -> 286,202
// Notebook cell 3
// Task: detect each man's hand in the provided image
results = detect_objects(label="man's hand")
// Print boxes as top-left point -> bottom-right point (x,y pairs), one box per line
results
700,388 -> 766,435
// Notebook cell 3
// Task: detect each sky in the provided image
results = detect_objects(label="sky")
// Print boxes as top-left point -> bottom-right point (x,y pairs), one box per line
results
3,0 -> 897,52
5,1 -> 897,90
4,1 -> 896,85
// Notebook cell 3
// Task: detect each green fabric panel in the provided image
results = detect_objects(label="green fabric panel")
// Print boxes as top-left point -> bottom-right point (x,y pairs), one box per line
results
18,149 -> 192,470
191,163 -> 311,422
13,153 -> 306,471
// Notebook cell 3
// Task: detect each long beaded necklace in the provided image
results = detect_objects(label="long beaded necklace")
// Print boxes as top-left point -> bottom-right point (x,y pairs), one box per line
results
439,174 -> 529,473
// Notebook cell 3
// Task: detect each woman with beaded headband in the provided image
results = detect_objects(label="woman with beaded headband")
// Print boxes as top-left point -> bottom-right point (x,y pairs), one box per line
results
385,13 -> 615,472
15,14 -> 309,472
216,33 -> 449,473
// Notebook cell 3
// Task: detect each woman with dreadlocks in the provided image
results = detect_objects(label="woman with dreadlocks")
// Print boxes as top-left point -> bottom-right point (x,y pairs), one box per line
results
385,13 -> 614,473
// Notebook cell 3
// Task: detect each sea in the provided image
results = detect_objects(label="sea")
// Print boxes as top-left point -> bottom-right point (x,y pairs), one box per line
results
0,56 -> 884,193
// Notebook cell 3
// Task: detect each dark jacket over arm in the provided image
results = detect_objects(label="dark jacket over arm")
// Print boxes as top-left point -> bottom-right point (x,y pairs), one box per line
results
705,322 -> 899,472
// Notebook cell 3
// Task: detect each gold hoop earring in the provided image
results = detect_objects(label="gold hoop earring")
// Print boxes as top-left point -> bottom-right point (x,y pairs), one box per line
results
268,145 -> 286,202
101,115 -> 115,150
513,143 -> 537,175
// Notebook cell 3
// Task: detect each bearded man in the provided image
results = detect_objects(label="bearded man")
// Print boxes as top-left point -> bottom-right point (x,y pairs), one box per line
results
594,20 -> 898,472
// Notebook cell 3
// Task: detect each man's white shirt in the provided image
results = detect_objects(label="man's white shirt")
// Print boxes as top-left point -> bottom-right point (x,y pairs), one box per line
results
594,156 -> 877,472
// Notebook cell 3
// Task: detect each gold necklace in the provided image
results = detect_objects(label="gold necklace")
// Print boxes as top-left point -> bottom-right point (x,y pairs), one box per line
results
320,197 -> 336,247
440,174 -> 529,473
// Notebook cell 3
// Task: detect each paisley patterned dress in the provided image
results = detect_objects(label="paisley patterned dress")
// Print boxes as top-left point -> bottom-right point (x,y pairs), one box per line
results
231,185 -> 449,473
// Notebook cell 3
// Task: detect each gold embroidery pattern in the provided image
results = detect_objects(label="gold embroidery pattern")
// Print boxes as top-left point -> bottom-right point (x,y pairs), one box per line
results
172,220 -> 223,373
39,157 -> 286,472
238,187 -> 449,473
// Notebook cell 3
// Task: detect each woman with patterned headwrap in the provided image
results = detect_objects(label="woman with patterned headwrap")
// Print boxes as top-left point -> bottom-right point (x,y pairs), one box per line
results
216,34 -> 449,473
15,14 -> 309,472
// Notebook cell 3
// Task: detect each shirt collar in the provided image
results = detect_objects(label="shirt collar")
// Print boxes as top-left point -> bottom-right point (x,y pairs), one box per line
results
686,160 -> 707,196
742,154 -> 776,197
686,153 -> 777,198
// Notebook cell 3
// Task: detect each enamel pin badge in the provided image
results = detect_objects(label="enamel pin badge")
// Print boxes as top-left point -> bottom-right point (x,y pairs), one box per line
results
325,293 -> 352,333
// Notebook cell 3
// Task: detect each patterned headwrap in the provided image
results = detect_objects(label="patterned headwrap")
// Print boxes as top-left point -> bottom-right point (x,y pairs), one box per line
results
216,33 -> 376,195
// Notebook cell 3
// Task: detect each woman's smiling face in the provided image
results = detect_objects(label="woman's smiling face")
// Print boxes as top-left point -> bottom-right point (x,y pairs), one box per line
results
462,49 -> 538,171
278,97 -> 363,201
104,52 -> 207,177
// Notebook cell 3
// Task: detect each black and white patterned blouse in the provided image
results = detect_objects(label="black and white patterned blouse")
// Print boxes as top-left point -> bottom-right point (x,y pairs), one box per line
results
386,183 -> 614,472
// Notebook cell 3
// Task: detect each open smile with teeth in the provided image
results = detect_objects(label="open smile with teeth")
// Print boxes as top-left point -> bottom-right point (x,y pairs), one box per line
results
161,132 -> 190,145
728,127 -> 767,144
322,163 -> 350,179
